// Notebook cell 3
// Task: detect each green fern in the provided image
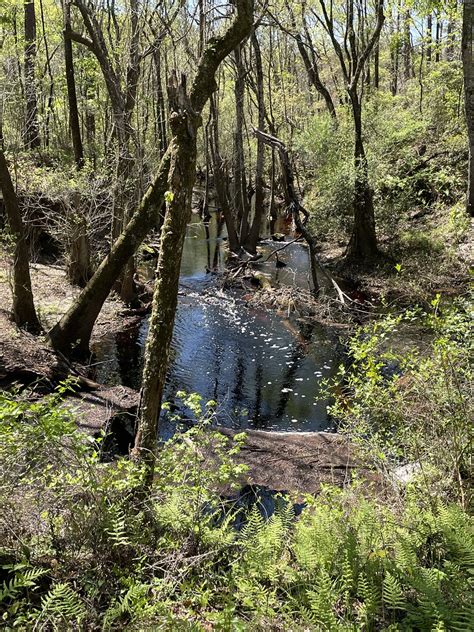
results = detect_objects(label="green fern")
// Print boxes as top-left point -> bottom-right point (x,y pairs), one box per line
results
383,572 -> 406,612
105,504 -> 130,548
0,565 -> 47,603
40,582 -> 86,623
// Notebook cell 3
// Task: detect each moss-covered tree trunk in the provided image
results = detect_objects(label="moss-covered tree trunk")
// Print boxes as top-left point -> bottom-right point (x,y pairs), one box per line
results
133,0 -> 254,483
0,148 -> 41,332
48,150 -> 171,356
463,0 -> 474,217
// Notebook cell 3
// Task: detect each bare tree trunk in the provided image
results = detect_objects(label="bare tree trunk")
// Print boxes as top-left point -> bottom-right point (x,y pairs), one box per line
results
435,12 -> 442,63
0,148 -> 40,331
427,13 -> 432,64
67,211 -> 91,286
153,49 -> 168,158
245,31 -> 265,254
391,7 -> 400,95
253,129 -> 319,295
346,90 -> 378,260
287,2 -> 337,119
133,0 -> 254,484
63,0 -> 84,168
403,9 -> 412,81
233,43 -> 251,244
209,95 -> 240,252
374,42 -> 380,88
24,0 -> 41,149
463,0 -> 474,216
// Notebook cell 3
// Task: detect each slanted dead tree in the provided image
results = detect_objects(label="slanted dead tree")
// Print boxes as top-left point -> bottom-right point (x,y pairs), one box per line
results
253,128 -> 319,295
254,128 -> 349,304
0,147 -> 41,332
133,0 -> 255,484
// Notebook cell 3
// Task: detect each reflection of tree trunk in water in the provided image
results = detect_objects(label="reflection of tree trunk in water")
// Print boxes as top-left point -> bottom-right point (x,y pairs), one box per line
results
212,340 -> 222,401
253,361 -> 264,427
212,215 -> 224,270
255,329 -> 315,427
232,351 -> 246,412
274,345 -> 307,419
204,222 -> 211,270
116,325 -> 142,387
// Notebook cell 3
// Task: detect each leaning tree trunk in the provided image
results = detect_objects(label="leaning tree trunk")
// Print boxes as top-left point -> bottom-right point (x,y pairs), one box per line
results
345,90 -> 379,261
463,0 -> 474,217
48,150 -> 171,356
133,0 -> 254,484
24,0 -> 41,149
0,148 -> 41,332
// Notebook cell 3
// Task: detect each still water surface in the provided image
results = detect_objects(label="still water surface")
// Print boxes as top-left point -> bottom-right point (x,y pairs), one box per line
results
95,215 -> 338,433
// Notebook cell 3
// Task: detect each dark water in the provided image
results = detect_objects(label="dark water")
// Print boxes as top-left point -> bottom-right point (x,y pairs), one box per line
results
94,214 -> 338,433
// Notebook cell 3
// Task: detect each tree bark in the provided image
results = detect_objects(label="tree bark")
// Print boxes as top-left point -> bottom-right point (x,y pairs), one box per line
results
63,0 -> 84,168
463,0 -> 474,216
287,3 -> 337,120
0,148 -> 41,331
319,0 -> 383,264
67,211 -> 92,286
233,43 -> 251,244
427,13 -> 432,64
253,129 -> 319,296
209,97 -> 240,253
133,0 -> 254,483
245,31 -> 265,254
24,0 -> 41,149
346,90 -> 379,260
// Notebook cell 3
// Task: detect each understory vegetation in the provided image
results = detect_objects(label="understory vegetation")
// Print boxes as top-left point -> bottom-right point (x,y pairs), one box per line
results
1,299 -> 472,630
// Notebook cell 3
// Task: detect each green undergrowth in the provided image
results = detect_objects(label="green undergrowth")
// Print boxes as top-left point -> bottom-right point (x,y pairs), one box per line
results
0,299 -> 473,630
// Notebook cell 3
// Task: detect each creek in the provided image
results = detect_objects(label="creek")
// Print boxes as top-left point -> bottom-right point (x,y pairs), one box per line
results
93,213 -> 339,436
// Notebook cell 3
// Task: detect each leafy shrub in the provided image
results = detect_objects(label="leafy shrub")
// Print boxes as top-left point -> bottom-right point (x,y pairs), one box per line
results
330,296 -> 473,508
0,376 -> 472,629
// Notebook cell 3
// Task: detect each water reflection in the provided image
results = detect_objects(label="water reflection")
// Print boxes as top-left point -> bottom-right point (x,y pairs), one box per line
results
160,292 -> 335,432
95,213 -> 337,433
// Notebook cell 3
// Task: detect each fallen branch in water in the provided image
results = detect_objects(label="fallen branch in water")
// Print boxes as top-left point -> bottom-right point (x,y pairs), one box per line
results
262,236 -> 303,262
